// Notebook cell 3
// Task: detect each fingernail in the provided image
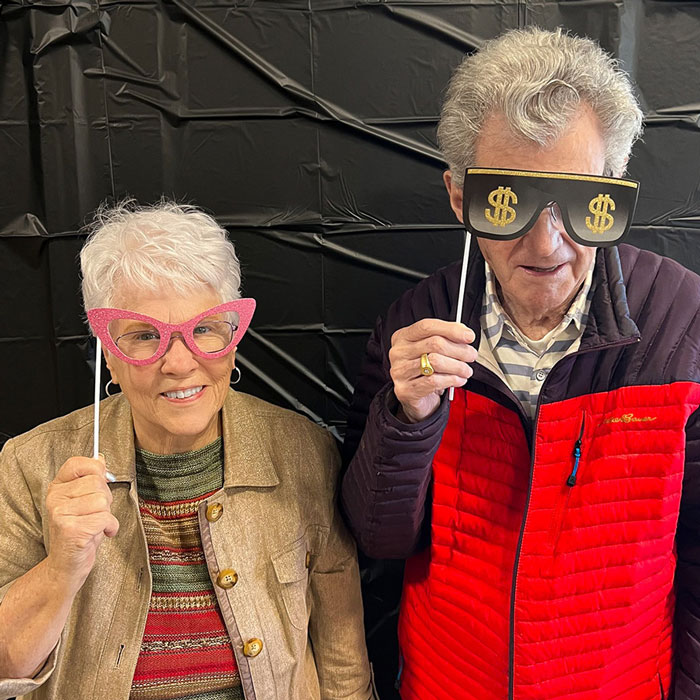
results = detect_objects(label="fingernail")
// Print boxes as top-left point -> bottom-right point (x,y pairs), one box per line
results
105,471 -> 117,483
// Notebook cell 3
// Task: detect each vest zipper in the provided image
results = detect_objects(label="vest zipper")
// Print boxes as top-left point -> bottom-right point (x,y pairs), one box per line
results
508,336 -> 639,700
567,414 -> 586,486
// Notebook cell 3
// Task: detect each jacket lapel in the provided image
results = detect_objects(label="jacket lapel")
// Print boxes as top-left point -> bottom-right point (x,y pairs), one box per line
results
99,395 -> 136,481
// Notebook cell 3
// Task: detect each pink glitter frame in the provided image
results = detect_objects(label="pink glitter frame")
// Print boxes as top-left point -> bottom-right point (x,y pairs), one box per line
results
87,298 -> 256,366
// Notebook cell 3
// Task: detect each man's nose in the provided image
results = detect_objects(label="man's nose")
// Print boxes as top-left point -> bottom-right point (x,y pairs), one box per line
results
522,204 -> 564,257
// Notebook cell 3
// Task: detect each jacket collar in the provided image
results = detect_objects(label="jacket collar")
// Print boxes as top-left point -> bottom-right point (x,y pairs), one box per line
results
220,390 -> 280,489
98,390 -> 279,489
461,244 -> 640,351
579,245 -> 640,349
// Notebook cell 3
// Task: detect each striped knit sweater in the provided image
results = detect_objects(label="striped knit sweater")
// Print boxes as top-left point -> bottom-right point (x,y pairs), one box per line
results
131,438 -> 243,700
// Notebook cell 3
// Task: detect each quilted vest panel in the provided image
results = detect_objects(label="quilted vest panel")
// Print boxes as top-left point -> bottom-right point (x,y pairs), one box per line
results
398,381 -> 700,700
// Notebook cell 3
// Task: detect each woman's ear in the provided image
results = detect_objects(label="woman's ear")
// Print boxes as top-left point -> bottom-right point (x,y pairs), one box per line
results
103,348 -> 120,386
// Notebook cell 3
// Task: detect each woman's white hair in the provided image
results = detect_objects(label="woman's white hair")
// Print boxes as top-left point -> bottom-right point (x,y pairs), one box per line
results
80,200 -> 241,310
437,27 -> 644,187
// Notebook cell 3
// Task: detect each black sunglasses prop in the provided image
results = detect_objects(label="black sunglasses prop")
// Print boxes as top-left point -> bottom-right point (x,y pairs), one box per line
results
446,168 -> 640,403
462,168 -> 639,247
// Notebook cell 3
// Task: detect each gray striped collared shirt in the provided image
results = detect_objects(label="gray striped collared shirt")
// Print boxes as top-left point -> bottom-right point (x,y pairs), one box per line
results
476,261 -> 594,419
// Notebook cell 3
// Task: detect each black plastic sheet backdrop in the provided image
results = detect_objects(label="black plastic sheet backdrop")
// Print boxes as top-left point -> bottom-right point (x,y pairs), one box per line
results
2,0 -> 700,694
5,0 -> 700,445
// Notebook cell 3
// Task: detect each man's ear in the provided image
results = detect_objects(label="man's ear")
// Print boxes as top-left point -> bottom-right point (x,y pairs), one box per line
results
443,171 -> 464,224
613,156 -> 630,179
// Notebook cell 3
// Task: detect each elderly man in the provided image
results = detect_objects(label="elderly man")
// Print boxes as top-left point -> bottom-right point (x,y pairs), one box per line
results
341,27 -> 700,700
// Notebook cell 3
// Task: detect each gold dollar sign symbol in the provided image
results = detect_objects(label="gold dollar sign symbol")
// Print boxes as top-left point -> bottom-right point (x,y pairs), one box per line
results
485,186 -> 518,227
586,194 -> 615,234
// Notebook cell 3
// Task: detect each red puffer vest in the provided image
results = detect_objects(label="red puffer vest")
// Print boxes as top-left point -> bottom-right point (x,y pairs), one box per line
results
341,244 -> 700,699
398,379 -> 700,700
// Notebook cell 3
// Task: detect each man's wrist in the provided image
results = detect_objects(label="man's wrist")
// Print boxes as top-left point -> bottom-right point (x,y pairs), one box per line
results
393,394 -> 442,425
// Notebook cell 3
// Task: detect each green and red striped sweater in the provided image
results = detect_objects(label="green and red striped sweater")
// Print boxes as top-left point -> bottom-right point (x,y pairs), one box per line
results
131,438 -> 243,700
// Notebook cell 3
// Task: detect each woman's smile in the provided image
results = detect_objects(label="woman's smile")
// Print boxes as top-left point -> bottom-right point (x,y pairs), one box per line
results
161,385 -> 205,401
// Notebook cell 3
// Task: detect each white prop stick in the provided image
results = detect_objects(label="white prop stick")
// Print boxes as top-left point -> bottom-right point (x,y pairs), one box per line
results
92,338 -> 117,482
93,337 -> 102,458
448,229 -> 472,402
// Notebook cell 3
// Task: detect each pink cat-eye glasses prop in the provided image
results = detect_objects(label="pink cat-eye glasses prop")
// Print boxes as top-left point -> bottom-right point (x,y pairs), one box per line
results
87,298 -> 256,460
87,299 -> 256,366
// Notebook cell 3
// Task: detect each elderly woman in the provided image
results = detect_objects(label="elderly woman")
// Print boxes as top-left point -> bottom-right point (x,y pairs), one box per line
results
0,202 -> 373,700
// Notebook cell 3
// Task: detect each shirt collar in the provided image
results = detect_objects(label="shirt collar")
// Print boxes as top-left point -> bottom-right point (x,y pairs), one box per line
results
482,259 -> 595,346
563,263 -> 595,332
482,264 -> 506,344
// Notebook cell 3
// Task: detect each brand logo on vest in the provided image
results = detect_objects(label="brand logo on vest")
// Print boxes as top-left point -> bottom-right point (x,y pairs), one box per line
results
603,413 -> 657,424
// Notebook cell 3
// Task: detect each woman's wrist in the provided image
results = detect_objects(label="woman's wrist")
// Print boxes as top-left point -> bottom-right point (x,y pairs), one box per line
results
43,555 -> 88,599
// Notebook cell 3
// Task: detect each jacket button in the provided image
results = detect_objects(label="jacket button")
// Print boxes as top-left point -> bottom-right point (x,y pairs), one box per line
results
216,569 -> 238,589
243,638 -> 263,657
206,502 -> 224,522
305,551 -> 311,568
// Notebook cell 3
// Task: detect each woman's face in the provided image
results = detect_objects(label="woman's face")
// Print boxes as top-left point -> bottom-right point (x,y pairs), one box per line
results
104,286 -> 236,454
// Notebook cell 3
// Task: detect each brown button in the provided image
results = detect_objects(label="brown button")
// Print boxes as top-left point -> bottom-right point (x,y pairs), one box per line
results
216,569 -> 238,589
243,638 -> 263,657
206,502 -> 224,522
305,551 -> 311,568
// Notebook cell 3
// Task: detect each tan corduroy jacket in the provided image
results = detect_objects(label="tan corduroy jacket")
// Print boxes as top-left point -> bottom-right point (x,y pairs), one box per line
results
0,390 -> 375,700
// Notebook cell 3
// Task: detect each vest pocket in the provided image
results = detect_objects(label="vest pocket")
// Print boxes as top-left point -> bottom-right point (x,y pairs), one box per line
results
271,538 -> 309,631
548,412 -> 587,549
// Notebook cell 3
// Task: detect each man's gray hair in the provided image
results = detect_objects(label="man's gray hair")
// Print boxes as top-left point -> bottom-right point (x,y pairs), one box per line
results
80,200 -> 241,310
437,27 -> 644,187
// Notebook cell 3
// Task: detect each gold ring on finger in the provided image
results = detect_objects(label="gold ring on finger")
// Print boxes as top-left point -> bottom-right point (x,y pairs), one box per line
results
420,353 -> 434,376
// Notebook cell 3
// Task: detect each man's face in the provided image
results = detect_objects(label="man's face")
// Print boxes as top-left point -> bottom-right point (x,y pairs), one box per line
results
445,106 -> 606,326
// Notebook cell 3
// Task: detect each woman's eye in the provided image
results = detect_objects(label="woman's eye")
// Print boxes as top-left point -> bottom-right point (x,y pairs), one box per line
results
193,325 -> 212,335
135,332 -> 159,342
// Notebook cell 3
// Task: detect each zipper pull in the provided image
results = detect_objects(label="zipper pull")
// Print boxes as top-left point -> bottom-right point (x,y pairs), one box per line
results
567,442 -> 582,486
567,414 -> 586,486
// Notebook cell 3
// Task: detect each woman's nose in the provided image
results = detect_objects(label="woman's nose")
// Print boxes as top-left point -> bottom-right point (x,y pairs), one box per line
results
161,334 -> 198,372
